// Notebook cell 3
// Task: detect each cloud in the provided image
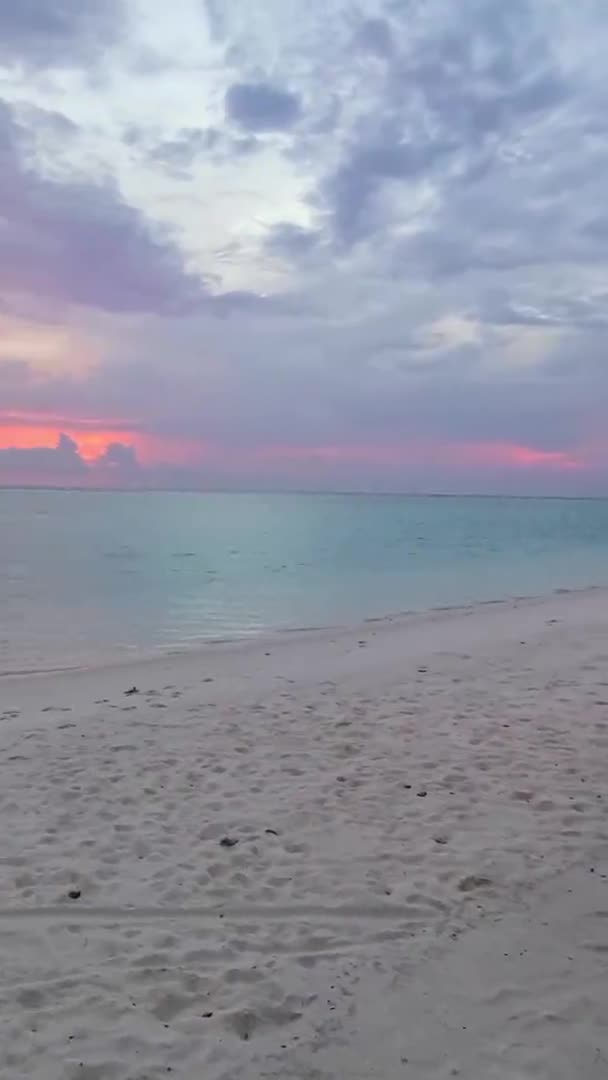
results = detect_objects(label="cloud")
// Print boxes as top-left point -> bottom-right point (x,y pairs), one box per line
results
322,130 -> 452,247
0,432 -> 86,474
138,126 -> 260,178
1,0 -> 608,494
0,99 -> 265,315
145,127 -> 222,175
203,0 -> 226,42
225,82 -> 301,131
0,0 -> 125,69
311,0 -> 572,248
0,422 -> 144,486
97,441 -> 141,470
355,18 -> 395,58
264,223 -> 320,258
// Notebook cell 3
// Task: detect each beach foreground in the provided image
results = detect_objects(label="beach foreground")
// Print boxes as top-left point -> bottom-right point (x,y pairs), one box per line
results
1,590 -> 608,1079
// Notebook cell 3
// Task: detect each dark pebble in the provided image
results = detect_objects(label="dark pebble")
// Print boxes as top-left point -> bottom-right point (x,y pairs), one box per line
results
265,828 -> 279,836
417,790 -> 428,798
68,889 -> 81,900
403,784 -> 412,789
219,837 -> 239,848
124,687 -> 139,696
202,1012 -> 214,1019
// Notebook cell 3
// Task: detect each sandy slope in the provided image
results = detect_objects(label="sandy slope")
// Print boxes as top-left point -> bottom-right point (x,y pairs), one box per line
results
0,589 -> 607,1079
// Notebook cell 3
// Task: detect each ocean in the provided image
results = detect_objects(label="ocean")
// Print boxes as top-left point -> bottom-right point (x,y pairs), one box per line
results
2,489 -> 608,675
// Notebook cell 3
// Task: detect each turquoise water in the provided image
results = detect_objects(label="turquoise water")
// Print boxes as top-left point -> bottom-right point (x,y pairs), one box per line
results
1,489 -> 608,674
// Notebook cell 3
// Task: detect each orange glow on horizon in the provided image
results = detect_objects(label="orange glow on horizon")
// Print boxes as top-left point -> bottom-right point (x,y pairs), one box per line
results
251,440 -> 583,471
0,415 -> 588,484
0,420 -> 203,468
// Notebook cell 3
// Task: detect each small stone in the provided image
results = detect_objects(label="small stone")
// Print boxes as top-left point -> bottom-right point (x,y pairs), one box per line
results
219,837 -> 239,848
434,836 -> 448,845
417,790 -> 428,798
124,686 -> 139,696
68,889 -> 81,900
265,828 -> 279,836
202,1012 -> 213,1019
458,875 -> 492,892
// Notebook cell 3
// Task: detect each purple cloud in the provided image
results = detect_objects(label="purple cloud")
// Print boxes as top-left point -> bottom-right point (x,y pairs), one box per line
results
0,100 -> 266,316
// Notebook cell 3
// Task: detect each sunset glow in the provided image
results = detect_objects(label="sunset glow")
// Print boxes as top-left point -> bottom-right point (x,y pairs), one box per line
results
0,416 -> 586,489
0,0 -> 607,494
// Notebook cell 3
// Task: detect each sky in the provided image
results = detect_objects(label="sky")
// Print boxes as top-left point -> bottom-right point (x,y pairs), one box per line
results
1,0 -> 607,494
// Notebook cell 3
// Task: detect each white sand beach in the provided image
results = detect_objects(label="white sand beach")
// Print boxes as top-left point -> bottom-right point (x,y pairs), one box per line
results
1,588 -> 607,1079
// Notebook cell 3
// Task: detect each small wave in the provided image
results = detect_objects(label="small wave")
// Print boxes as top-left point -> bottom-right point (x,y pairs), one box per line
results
103,547 -> 139,560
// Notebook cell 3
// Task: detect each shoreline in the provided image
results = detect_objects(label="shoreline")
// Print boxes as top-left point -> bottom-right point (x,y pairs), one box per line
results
2,579 -> 606,683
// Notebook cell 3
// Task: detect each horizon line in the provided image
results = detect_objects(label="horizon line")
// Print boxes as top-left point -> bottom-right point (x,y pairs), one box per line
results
1,484 -> 608,502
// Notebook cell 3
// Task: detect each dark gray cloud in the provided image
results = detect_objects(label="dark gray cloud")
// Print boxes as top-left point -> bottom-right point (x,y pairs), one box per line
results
310,0 -> 573,248
0,433 -> 86,474
225,82 -> 301,131
98,442 -> 140,470
355,18 -> 394,58
0,0 -> 125,69
322,129 -> 452,246
0,431 -> 143,484
265,223 -> 320,259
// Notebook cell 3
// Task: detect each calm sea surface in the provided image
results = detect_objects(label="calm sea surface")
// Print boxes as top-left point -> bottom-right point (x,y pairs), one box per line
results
2,489 -> 608,674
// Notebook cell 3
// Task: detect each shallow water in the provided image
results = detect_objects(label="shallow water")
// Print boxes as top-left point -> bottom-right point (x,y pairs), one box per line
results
2,489 -> 608,673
